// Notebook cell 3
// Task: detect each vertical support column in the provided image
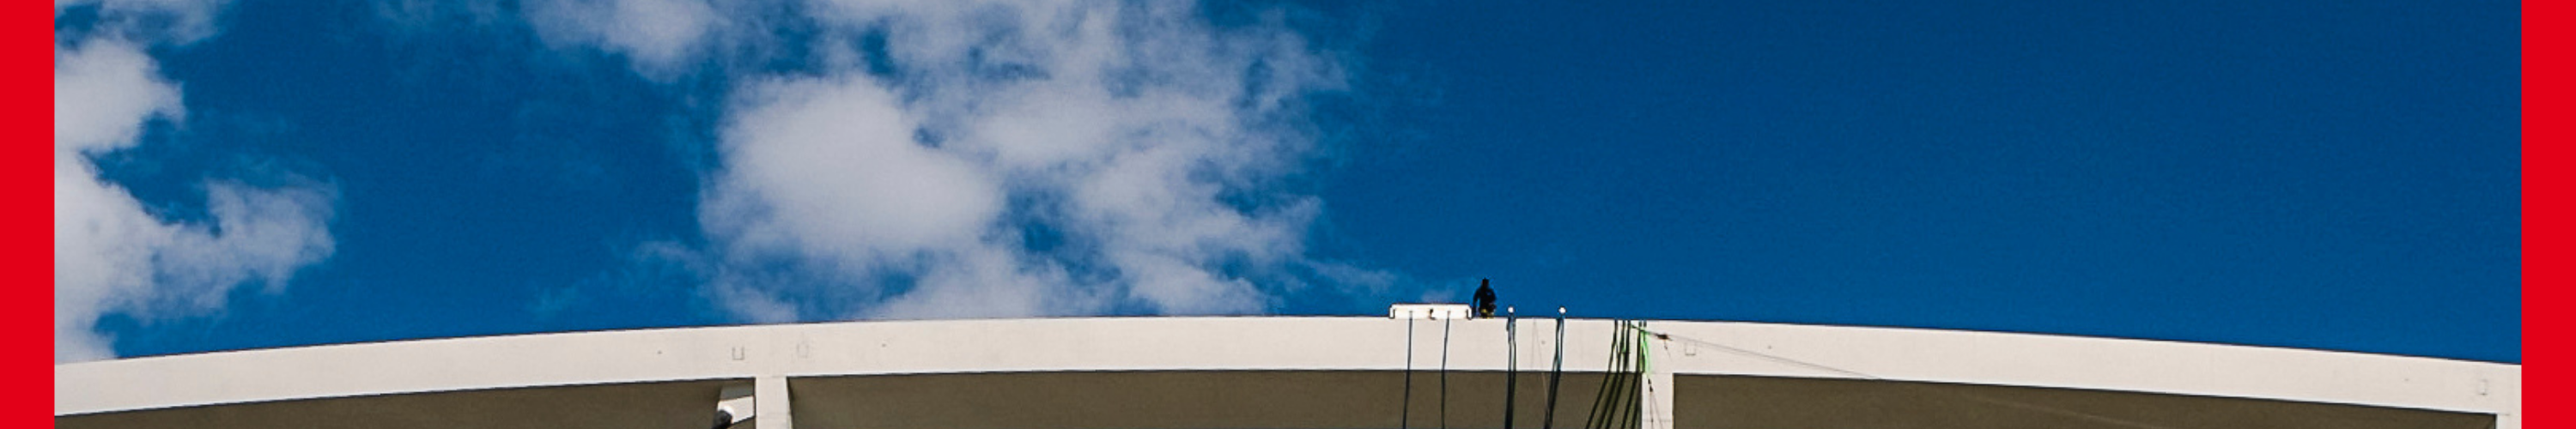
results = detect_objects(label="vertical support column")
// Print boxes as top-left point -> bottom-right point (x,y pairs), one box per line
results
1643,369 -> 1673,429
1641,327 -> 1673,429
756,375 -> 794,429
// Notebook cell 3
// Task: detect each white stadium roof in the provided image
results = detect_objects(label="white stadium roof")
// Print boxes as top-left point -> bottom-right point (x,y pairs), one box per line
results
56,316 -> 2520,429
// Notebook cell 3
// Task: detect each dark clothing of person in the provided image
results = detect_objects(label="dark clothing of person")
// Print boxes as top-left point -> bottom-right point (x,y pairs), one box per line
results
1473,280 -> 1497,318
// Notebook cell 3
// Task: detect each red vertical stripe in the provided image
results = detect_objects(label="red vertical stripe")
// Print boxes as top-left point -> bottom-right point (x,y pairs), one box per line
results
25,2 -> 58,428
2524,0 -> 2555,426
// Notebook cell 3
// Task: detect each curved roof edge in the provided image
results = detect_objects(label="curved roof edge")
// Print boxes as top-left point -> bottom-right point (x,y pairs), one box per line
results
55,317 -> 2519,424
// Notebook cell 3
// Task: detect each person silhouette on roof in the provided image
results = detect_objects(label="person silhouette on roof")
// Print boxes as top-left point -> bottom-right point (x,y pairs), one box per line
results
1473,279 -> 1496,318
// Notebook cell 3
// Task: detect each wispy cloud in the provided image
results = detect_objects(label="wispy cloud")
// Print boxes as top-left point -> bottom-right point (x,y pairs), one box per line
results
54,0 -> 228,45
54,0 -> 337,362
524,0 -> 718,79
519,0 -> 1395,320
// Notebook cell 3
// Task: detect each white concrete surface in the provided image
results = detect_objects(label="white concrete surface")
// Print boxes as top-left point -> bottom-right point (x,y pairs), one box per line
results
1639,322 -> 2518,423
55,317 -> 2518,428
1391,304 -> 1474,320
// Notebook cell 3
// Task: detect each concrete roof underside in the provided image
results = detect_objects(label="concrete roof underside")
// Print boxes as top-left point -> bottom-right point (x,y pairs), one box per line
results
56,317 -> 2521,428
58,371 -> 2489,429
1675,375 -> 2493,429
57,379 -> 738,429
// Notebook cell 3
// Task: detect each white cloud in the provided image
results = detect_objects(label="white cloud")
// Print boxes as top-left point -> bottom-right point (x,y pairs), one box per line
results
152,183 -> 337,302
706,75 -> 1004,266
56,0 -> 230,45
54,3 -> 337,362
866,244 -> 1084,319
52,39 -> 176,154
537,0 -> 1386,320
523,0 -> 719,78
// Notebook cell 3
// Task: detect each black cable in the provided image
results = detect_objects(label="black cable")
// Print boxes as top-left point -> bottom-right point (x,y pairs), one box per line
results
1504,308 -> 1518,429
1587,322 -> 1635,429
1619,322 -> 1640,429
1610,324 -> 1630,429
1604,322 -> 1651,429
1440,316 -> 1453,429
1403,317 -> 1415,429
1585,322 -> 1615,429
1544,308 -> 1564,429
1583,322 -> 1606,429
1621,323 -> 1641,429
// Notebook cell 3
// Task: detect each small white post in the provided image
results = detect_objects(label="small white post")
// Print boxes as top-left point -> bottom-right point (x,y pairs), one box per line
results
756,375 -> 793,429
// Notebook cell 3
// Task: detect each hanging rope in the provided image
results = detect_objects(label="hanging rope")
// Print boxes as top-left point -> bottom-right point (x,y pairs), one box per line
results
1620,322 -> 1645,429
1401,317 -> 1415,429
1439,316 -> 1454,429
1581,321 -> 1658,429
1583,321 -> 1627,429
1543,308 -> 1565,429
1636,322 -> 1653,429
1627,322 -> 1650,429
1504,308 -> 1519,429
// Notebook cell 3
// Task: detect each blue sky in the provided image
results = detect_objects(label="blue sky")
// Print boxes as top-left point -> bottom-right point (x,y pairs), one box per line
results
54,0 -> 2517,363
